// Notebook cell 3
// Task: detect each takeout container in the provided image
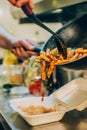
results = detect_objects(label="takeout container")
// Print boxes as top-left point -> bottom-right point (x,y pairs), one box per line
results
54,78 -> 87,111
9,78 -> 87,126
9,97 -> 69,126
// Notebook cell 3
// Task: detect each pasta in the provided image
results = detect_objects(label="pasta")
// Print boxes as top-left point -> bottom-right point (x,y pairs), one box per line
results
36,48 -> 87,80
18,105 -> 55,115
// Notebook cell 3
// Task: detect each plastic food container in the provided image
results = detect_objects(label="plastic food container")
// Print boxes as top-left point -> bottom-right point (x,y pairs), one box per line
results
9,78 -> 87,126
54,78 -> 87,111
9,97 -> 69,126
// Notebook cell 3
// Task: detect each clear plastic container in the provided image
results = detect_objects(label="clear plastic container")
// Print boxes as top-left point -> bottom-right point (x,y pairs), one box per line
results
9,65 -> 23,85
0,65 -> 24,94
24,56 -> 42,95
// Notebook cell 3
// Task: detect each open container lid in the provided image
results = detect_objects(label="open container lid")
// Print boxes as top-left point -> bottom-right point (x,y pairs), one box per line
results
54,78 -> 87,111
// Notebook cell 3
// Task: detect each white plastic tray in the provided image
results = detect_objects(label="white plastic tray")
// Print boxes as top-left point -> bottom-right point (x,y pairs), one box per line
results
9,97 -> 69,126
54,78 -> 87,111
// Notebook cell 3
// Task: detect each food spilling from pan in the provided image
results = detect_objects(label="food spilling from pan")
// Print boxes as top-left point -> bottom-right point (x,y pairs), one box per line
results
36,48 -> 87,80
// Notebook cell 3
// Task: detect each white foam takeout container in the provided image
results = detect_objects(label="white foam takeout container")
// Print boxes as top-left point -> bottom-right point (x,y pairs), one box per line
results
9,78 -> 87,126
9,96 -> 69,126
54,77 -> 87,111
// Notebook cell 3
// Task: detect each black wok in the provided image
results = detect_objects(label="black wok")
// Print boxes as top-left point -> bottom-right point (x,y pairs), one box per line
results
42,13 -> 87,70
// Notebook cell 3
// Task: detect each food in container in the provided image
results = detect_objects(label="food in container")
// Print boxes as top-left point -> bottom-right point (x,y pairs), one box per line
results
9,97 -> 68,126
9,65 -> 23,85
9,78 -> 87,126
18,105 -> 55,115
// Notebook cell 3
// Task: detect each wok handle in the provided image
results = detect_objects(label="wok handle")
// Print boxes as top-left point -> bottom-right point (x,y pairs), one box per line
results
21,4 -> 33,16
34,46 -> 41,52
21,5 -> 41,53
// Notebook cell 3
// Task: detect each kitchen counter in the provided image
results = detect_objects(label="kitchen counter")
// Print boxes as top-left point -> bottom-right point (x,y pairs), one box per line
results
0,88 -> 87,130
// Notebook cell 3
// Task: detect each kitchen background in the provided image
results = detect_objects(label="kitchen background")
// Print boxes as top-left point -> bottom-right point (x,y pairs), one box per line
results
0,0 -> 87,44
0,0 -> 87,94
0,1 -> 87,129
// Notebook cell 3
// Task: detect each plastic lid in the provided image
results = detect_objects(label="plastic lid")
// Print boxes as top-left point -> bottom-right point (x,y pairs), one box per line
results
54,78 -> 87,111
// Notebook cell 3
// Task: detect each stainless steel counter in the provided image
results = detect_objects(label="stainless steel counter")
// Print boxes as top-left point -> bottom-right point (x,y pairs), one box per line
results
0,89 -> 87,130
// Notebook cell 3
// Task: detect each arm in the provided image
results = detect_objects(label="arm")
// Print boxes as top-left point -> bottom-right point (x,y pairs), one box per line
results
0,26 -> 14,50
0,25 -> 39,60
8,0 -> 34,9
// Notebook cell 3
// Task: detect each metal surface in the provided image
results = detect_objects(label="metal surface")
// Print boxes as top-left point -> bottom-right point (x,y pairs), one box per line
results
0,114 -> 11,130
60,56 -> 87,70
0,89 -> 87,130
34,0 -> 87,14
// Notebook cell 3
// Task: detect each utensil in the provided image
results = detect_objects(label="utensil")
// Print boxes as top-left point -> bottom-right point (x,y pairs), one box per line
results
21,4 -> 67,59
42,14 -> 87,70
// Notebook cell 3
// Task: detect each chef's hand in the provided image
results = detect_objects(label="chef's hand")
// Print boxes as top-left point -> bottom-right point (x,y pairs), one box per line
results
0,25 -> 38,60
9,0 -> 34,9
11,38 -> 39,60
